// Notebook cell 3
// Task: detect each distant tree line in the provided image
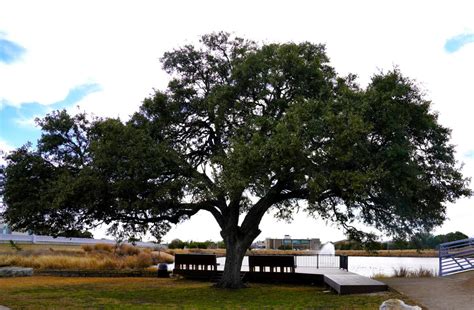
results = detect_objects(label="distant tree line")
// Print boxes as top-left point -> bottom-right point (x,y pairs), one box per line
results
56,230 -> 94,239
167,239 -> 226,249
335,231 -> 468,251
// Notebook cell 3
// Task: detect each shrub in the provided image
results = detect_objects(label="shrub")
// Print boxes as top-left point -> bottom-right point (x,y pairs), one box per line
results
81,245 -> 94,252
187,241 -> 209,249
151,251 -> 174,264
393,267 -> 409,277
135,252 -> 153,268
94,243 -> 114,253
100,257 -> 120,270
411,267 -> 435,277
124,252 -> 153,269
168,239 -> 186,249
393,267 -> 435,278
116,244 -> 140,256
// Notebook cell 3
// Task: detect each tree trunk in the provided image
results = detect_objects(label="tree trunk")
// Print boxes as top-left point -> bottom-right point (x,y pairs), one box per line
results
216,228 -> 258,289
216,238 -> 247,288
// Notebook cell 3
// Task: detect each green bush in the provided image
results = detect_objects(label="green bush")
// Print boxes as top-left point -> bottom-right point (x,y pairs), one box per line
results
217,240 -> 226,249
168,239 -> 186,249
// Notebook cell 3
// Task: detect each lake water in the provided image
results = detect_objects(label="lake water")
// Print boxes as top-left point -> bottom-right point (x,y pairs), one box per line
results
216,256 -> 439,277
169,255 -> 439,278
344,256 -> 438,277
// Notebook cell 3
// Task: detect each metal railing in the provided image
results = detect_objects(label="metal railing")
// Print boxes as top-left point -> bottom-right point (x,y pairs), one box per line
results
439,238 -> 474,276
295,254 -> 348,269
0,233 -> 162,248
241,254 -> 348,270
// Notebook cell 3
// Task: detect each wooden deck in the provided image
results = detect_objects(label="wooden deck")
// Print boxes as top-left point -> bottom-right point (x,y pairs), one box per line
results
174,265 -> 387,294
323,273 -> 387,294
293,267 -> 387,294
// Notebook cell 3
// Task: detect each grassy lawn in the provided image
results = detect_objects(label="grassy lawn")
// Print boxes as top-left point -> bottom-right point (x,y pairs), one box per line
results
0,276 -> 410,309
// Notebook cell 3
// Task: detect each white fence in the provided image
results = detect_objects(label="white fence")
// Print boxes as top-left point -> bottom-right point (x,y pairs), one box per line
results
0,233 -> 163,249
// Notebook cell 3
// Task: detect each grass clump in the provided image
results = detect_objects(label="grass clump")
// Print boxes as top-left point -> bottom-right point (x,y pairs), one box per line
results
81,244 -> 94,252
393,267 -> 435,278
151,251 -> 174,264
372,267 -> 436,278
92,243 -> 114,253
116,244 -> 141,256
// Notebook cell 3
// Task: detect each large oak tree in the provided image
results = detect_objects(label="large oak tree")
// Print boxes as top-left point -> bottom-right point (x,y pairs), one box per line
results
1,32 -> 470,288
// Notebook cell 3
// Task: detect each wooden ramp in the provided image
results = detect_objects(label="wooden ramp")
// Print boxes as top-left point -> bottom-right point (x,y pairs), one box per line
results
324,273 -> 387,294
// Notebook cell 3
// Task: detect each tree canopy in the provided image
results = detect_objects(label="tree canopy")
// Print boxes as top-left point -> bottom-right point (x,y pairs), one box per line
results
1,32 -> 470,288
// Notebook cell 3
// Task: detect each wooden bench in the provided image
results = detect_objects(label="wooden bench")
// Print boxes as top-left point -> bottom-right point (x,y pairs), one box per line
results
174,254 -> 218,271
248,255 -> 296,273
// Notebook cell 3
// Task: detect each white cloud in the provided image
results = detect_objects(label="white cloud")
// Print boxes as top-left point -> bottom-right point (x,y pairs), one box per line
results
0,139 -> 14,166
0,139 -> 13,153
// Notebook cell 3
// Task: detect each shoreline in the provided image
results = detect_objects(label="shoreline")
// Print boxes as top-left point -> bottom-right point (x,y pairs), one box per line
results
169,248 -> 438,258
335,249 -> 437,257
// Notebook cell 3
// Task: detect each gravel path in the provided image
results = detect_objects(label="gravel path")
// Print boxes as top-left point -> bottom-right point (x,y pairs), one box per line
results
383,271 -> 474,310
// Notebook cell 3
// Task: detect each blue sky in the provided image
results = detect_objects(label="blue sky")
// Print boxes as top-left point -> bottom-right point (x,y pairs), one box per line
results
0,83 -> 100,148
445,33 -> 474,53
0,34 -> 25,64
0,33 -> 102,150
1,0 -> 474,242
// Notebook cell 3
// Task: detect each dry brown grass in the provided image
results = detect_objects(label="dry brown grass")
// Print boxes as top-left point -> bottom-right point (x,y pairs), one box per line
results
0,243 -> 170,270
81,244 -> 94,252
0,243 -> 84,255
372,266 -> 436,278
336,249 -> 438,257
116,244 -> 141,256
393,266 -> 436,278
90,243 -> 114,253
0,253 -> 157,270
168,248 -> 227,257
151,251 -> 174,263
248,249 -> 318,256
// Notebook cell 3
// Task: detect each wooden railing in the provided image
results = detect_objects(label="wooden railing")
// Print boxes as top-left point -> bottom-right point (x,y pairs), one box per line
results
439,238 -> 474,276
174,254 -> 218,271
248,255 -> 295,273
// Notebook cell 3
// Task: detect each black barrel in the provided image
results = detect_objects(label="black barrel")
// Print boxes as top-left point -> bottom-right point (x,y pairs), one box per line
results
157,263 -> 169,278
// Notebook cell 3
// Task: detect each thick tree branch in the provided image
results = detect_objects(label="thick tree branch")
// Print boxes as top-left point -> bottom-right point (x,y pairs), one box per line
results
115,200 -> 224,227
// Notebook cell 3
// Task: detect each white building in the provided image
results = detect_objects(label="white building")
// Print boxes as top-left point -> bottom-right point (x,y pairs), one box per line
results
0,222 -> 11,235
0,221 -> 28,235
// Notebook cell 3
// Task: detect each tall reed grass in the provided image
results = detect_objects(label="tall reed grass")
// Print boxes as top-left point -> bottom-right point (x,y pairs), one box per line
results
0,243 -> 173,270
393,266 -> 435,277
372,266 -> 436,278
0,253 -> 155,270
